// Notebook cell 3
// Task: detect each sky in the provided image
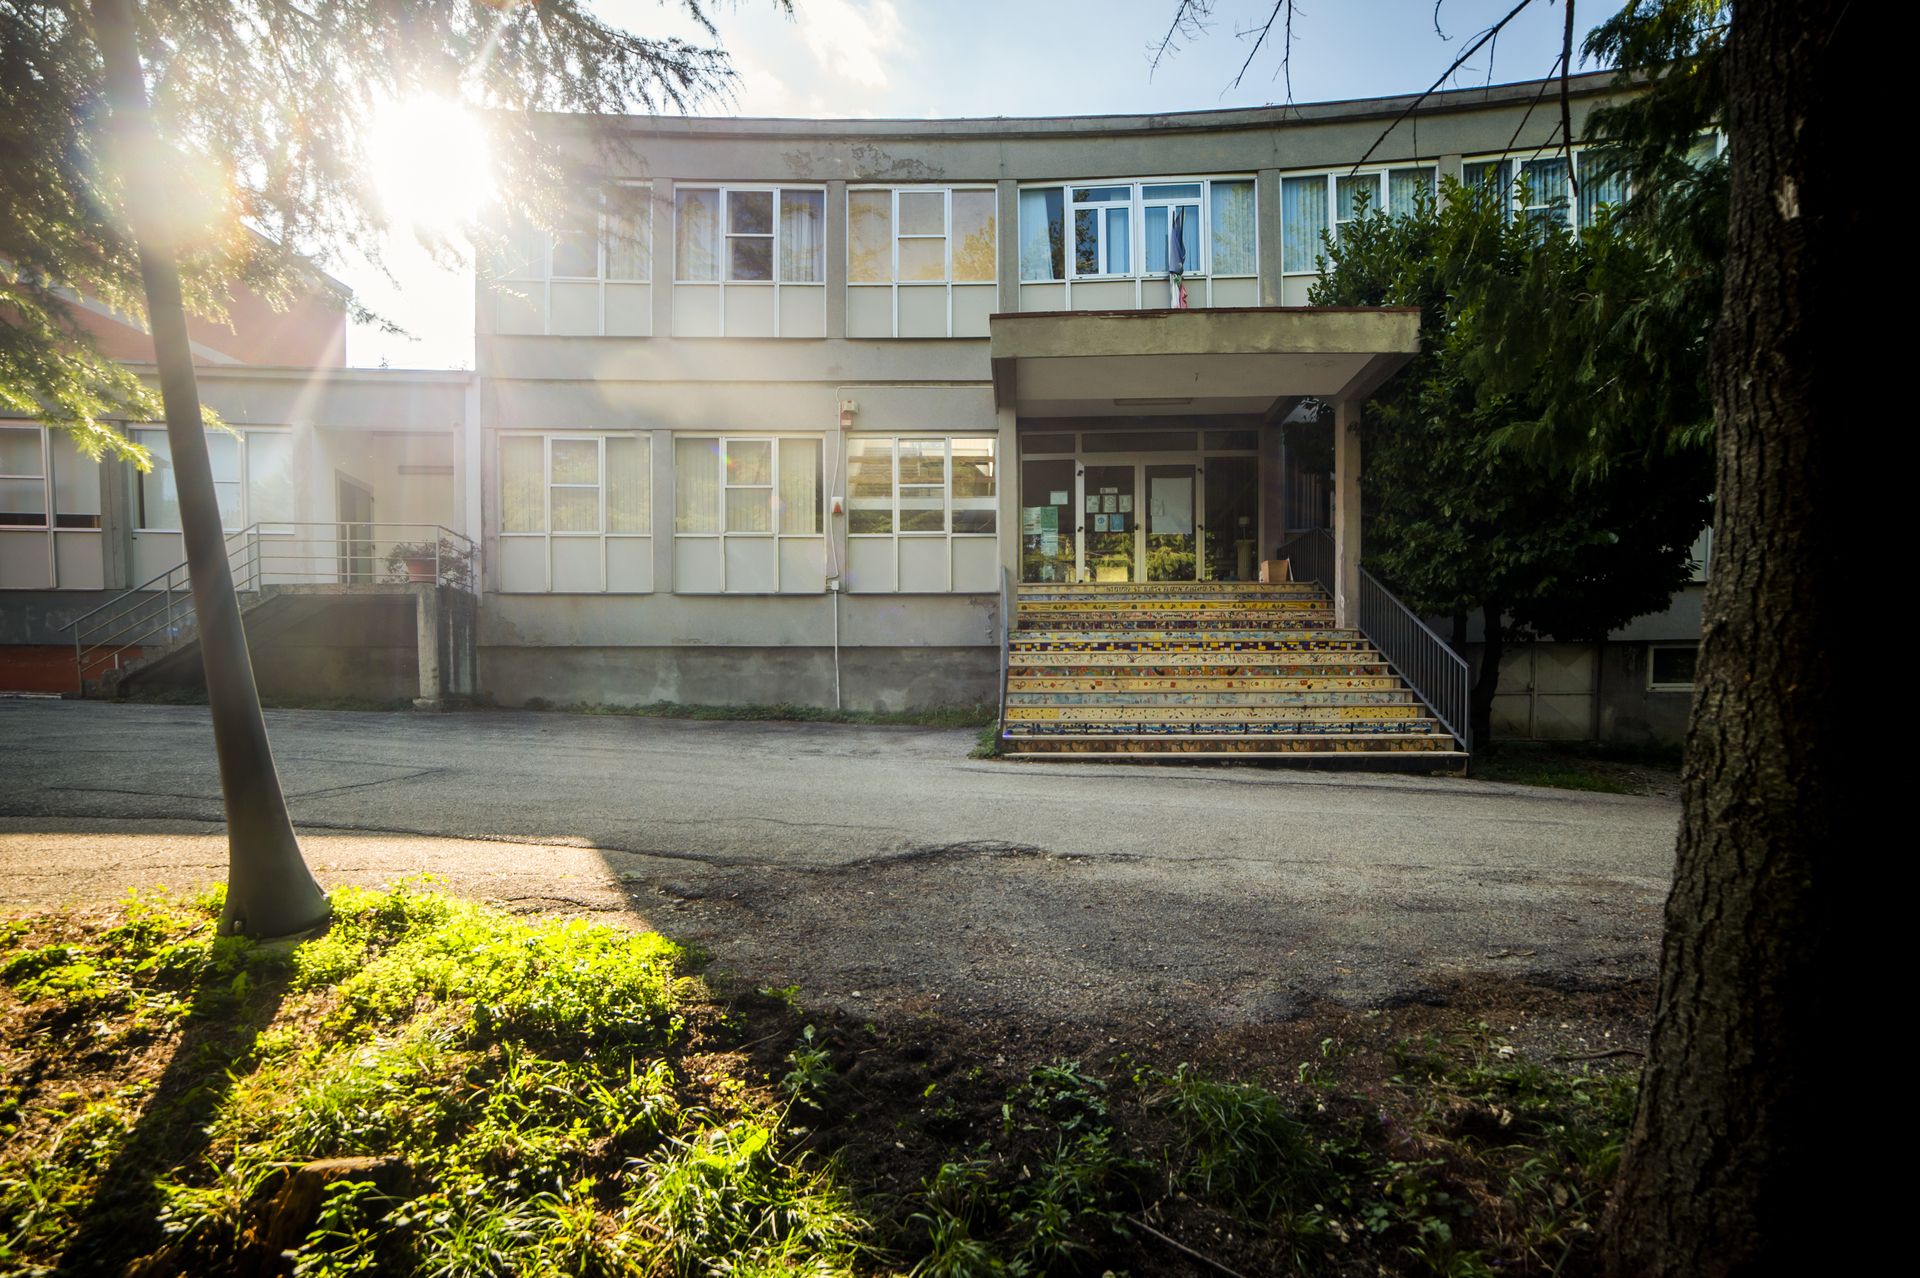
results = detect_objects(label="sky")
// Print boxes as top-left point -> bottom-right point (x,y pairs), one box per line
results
346,0 -> 1612,369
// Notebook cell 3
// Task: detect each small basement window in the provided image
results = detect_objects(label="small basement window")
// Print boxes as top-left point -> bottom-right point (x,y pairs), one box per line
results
1648,643 -> 1699,691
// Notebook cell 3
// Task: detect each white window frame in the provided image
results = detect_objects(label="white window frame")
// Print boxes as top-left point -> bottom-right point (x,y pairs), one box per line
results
0,422 -> 50,531
673,184 -> 828,337
129,426 -> 291,534
1648,642 -> 1700,692
493,182 -> 652,337
845,434 -> 998,595
1015,175 -> 1259,308
496,431 -> 653,594
846,185 -> 999,337
1459,146 -> 1646,233
671,434 -> 824,593
1279,162 -> 1438,280
0,422 -> 105,591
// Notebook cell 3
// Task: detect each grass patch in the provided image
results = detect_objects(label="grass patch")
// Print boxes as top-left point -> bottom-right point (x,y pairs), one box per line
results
968,721 -> 1003,759
525,698 -> 998,731
1,889 -> 1638,1276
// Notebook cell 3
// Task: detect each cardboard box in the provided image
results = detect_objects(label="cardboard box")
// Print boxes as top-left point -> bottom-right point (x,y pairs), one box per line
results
1257,558 -> 1291,583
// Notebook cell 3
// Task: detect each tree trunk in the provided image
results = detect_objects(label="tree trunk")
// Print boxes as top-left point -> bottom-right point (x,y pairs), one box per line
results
1469,601 -> 1503,748
1602,0 -> 1851,1271
92,0 -> 328,938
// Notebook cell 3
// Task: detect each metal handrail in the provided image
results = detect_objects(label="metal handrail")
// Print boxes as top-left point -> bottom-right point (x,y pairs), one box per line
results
1275,528 -> 1471,751
996,565 -> 1014,748
67,522 -> 478,693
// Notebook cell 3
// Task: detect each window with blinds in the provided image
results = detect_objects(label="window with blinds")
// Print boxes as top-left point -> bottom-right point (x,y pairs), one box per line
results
497,433 -> 653,593
670,435 -> 826,593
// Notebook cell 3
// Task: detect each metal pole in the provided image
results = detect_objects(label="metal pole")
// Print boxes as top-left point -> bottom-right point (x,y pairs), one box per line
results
94,0 -> 327,938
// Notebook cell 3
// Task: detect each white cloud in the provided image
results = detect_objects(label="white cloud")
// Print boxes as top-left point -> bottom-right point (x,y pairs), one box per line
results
793,0 -> 904,93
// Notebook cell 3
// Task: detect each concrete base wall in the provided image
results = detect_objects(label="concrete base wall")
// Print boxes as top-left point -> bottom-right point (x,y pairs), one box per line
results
479,643 -> 998,713
249,596 -> 421,703
1464,639 -> 1693,748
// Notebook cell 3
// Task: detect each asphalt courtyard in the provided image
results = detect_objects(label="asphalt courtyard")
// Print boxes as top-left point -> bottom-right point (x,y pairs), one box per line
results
0,699 -> 1677,1027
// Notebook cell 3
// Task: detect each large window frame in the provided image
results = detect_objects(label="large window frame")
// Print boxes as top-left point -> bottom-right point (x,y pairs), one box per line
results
1279,163 -> 1437,278
497,431 -> 653,594
844,434 -> 998,595
1016,175 -> 1258,309
492,183 -> 653,337
670,434 -> 826,594
1,422 -> 104,590
673,184 -> 828,338
129,426 -> 293,535
1460,145 -> 1647,233
846,185 -> 999,337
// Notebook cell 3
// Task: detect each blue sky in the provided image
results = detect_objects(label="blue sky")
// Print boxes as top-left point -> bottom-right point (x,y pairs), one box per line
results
348,0 -> 1610,368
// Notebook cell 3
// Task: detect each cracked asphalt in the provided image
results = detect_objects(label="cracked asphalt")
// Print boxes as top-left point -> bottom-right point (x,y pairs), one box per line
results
0,699 -> 1678,1027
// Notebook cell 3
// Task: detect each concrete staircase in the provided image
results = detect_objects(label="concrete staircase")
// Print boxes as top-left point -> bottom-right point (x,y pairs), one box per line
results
1001,581 -> 1468,762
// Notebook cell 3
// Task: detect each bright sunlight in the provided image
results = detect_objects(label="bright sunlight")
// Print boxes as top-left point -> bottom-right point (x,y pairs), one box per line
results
367,96 -> 490,234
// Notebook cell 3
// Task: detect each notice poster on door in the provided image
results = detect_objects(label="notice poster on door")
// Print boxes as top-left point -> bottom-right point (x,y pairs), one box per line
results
1150,476 -> 1194,534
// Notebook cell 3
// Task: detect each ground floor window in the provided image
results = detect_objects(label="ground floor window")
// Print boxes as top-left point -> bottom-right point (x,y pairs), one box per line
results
672,435 -> 825,593
130,426 -> 293,533
498,432 -> 653,593
0,423 -> 103,589
845,435 -> 998,594
1648,643 -> 1699,691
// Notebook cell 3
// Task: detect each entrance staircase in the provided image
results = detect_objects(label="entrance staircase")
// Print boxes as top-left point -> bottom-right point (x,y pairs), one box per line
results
1000,580 -> 1468,763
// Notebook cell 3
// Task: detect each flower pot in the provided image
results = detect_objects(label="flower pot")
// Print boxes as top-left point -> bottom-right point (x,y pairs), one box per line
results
402,554 -> 437,583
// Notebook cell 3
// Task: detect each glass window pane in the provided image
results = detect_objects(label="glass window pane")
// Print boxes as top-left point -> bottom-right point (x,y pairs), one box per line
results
726,439 -> 772,486
1281,175 -> 1328,273
496,218 -> 546,278
1145,205 -> 1168,274
1388,167 -> 1433,217
847,437 -> 894,500
501,436 -> 544,533
550,487 -> 598,533
1336,174 -> 1379,225
1018,187 -> 1065,282
900,488 -> 945,533
551,209 -> 599,277
726,487 -> 771,533
246,432 -> 294,526
1209,180 -> 1256,275
605,209 -> 649,281
951,438 -> 995,499
1072,186 -> 1130,203
730,235 -> 772,282
0,427 -> 40,476
1170,204 -> 1197,274
1142,183 -> 1202,200
1021,432 -> 1074,454
215,481 -> 242,531
1464,159 -> 1513,193
897,439 -> 946,487
607,435 -> 650,533
778,438 -> 821,535
1522,157 -> 1570,222
951,190 -> 996,282
952,508 -> 995,534
848,189 -> 892,283
1578,150 -> 1629,226
675,188 -> 721,281
51,437 -> 101,527
550,438 -> 598,485
135,430 -> 179,530
1074,208 -> 1100,275
899,190 -> 944,236
899,237 -> 945,282
729,190 -> 773,236
0,478 -> 44,526
206,431 -> 240,484
1104,207 -> 1130,274
674,436 -> 719,533
779,189 -> 824,282
848,509 -> 892,534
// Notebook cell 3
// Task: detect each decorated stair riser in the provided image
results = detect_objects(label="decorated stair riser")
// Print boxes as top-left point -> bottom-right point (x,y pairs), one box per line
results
1017,582 -> 1324,597
1005,737 -> 1457,754
1009,676 -> 1403,692
1009,655 -> 1392,673
1009,690 -> 1418,708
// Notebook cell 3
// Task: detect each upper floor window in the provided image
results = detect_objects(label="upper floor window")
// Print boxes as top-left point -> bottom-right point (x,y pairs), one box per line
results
1280,165 -> 1435,275
847,187 -> 998,338
675,186 -> 824,284
1018,178 -> 1256,283
1462,149 -> 1634,234
492,187 -> 652,337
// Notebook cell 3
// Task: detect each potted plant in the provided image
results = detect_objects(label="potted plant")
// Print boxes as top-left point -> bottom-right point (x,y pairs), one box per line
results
384,536 -> 471,587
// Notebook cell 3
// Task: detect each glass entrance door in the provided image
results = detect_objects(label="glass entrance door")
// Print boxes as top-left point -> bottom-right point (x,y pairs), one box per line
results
1019,457 -> 1077,583
1144,464 -> 1197,580
1082,465 -> 1136,582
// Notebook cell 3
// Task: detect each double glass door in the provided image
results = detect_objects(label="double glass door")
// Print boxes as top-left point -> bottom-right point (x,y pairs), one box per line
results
1019,452 -> 1260,583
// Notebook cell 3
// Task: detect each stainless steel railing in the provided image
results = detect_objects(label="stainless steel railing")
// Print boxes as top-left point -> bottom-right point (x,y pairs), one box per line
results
65,522 -> 476,692
1277,528 -> 1471,751
997,565 -> 1014,749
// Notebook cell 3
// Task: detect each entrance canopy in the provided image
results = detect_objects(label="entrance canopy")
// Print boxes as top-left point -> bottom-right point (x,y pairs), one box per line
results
988,307 -> 1419,418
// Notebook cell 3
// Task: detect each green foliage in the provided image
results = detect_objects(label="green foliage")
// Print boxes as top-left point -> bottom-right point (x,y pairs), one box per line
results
782,1025 -> 838,1109
1,0 -> 772,460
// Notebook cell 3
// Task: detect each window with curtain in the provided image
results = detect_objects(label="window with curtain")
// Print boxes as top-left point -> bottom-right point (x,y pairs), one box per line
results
1387,166 -> 1435,217
672,435 -> 824,592
1577,149 -> 1630,227
1520,157 -> 1571,233
1030,180 -> 1250,284
845,435 -> 998,594
1019,187 -> 1065,281
492,188 -> 651,336
498,433 -> 654,594
675,188 -> 722,282
677,186 -> 825,283
1281,175 -> 1328,274
1208,180 -> 1256,276
846,187 -> 998,336
131,427 -> 273,531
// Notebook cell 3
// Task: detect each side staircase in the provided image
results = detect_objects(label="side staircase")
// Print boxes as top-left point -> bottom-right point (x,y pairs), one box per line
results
1000,580 -> 1468,763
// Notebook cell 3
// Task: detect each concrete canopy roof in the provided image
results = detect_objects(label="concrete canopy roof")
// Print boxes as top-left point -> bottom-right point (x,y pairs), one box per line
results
988,307 -> 1420,419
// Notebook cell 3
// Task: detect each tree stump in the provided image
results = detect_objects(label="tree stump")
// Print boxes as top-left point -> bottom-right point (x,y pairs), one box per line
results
255,1155 -> 407,1274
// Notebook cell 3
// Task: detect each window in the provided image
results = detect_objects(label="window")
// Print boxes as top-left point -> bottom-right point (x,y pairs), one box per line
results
1519,156 -> 1571,233
1649,644 -> 1699,691
846,186 -> 998,337
671,435 -> 824,593
673,185 -> 827,337
1462,150 -> 1633,235
492,186 -> 652,336
131,428 -> 289,532
0,424 -> 104,589
845,436 -> 998,594
497,432 -> 653,593
1577,149 -> 1630,227
1017,177 -> 1257,304
1282,165 -> 1436,276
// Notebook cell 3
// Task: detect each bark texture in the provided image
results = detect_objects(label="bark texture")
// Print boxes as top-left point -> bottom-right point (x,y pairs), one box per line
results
1469,600 -> 1504,747
1603,1 -> 1853,1271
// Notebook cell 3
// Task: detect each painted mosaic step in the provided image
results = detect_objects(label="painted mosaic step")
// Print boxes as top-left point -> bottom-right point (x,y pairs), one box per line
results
1002,736 -> 1460,756
1017,581 -> 1325,596
1019,598 -> 1331,614
1008,702 -> 1430,722
1008,675 -> 1404,693
1008,690 -> 1418,708
1004,720 -> 1442,738
1008,652 -> 1392,670
1011,635 -> 1374,650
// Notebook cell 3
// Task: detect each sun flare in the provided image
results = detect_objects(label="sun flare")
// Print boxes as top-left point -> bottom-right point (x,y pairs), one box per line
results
368,97 -> 490,234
